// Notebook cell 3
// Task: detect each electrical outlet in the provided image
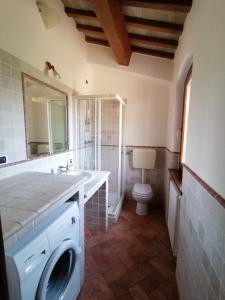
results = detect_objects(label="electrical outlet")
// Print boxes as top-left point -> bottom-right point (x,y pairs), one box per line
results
0,156 -> 7,165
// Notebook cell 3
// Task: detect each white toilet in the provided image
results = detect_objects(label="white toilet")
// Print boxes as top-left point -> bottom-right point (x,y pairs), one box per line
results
132,149 -> 156,216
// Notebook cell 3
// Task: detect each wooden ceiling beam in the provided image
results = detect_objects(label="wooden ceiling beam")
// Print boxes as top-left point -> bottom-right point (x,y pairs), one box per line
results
85,36 -> 110,47
76,24 -> 105,39
85,36 -> 174,59
89,0 -> 131,66
129,33 -> 178,49
131,45 -> 174,59
125,16 -> 183,34
122,0 -> 192,12
64,7 -> 96,21
78,24 -> 178,50
65,8 -> 183,35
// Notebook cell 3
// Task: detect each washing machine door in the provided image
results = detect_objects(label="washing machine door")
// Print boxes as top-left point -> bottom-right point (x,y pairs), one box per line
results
36,239 -> 81,300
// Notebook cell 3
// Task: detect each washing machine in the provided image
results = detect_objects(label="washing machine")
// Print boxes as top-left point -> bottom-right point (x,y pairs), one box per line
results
5,202 -> 82,300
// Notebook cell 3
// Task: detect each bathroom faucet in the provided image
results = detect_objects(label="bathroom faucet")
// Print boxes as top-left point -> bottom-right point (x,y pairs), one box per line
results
57,166 -> 67,174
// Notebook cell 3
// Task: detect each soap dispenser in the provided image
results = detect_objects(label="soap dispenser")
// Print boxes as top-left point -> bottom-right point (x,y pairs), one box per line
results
68,159 -> 74,171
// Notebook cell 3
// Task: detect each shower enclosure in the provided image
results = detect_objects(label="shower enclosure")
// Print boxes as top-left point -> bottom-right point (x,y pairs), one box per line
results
77,94 -> 126,224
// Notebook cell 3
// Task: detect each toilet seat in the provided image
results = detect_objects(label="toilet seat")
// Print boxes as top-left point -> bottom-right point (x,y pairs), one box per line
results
132,183 -> 152,197
132,193 -> 151,198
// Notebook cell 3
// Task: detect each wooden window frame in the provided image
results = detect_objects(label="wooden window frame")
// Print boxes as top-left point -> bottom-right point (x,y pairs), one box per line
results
179,65 -> 192,169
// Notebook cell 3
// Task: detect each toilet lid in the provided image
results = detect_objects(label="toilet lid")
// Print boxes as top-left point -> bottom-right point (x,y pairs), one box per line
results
133,183 -> 152,195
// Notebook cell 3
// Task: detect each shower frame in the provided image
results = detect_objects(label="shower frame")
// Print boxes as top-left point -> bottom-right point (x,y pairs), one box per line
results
77,94 -> 126,223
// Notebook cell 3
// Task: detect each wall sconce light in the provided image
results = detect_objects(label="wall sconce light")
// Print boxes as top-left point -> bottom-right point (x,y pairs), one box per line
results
45,61 -> 61,79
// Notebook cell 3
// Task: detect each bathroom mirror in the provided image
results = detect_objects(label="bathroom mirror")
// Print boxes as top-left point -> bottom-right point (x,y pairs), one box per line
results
22,73 -> 68,158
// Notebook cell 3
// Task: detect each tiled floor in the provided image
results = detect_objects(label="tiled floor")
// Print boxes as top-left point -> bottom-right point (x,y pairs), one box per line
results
78,199 -> 179,300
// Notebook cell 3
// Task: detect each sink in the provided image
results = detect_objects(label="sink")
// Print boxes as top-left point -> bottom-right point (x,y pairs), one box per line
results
65,170 -> 95,185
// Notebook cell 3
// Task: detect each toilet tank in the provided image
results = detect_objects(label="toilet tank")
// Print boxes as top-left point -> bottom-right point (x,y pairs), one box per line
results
132,149 -> 156,169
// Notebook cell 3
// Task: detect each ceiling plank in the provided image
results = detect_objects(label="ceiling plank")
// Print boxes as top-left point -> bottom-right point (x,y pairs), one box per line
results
76,24 -> 105,39
131,45 -> 174,59
122,0 -> 192,12
82,0 -> 192,12
65,8 -> 183,35
89,0 -> 131,65
85,36 -> 110,47
85,36 -> 174,59
125,16 -> 183,34
78,24 -> 178,50
65,7 -> 96,21
129,33 -> 178,49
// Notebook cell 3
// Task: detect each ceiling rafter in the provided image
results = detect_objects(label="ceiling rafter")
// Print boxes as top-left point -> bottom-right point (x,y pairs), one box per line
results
122,0 -> 192,12
82,0 -> 192,12
65,8 -> 183,34
85,36 -> 174,59
64,7 -> 96,20
125,16 -> 183,33
85,36 -> 110,47
129,32 -> 178,49
63,0 -> 193,62
77,23 -> 178,50
131,45 -> 174,59
76,24 -> 105,38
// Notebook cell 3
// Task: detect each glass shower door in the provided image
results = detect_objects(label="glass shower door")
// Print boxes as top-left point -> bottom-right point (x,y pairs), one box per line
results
95,98 -> 101,171
78,98 -> 99,170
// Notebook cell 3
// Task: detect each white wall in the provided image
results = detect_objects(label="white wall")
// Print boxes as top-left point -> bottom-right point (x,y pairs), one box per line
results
92,64 -> 170,147
0,0 -> 92,93
89,47 -> 172,147
88,43 -> 173,82
0,0 -> 94,174
167,0 -> 225,198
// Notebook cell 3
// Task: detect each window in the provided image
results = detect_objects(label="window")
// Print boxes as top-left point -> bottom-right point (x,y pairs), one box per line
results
180,66 -> 192,165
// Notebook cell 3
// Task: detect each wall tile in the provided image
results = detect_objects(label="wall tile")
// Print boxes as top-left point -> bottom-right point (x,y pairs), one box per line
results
177,169 -> 225,300
0,47 -> 75,175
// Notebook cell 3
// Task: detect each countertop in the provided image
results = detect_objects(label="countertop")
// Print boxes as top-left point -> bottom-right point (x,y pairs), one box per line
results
64,170 -> 110,202
0,172 -> 85,246
82,171 -> 110,202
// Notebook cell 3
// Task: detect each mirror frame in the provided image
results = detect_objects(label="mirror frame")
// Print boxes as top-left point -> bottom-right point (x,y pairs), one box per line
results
22,73 -> 69,159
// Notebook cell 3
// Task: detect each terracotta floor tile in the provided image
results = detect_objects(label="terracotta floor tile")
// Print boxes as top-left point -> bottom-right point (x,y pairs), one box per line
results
109,281 -> 133,300
78,199 -> 179,300
137,261 -> 161,277
159,278 -> 179,300
127,240 -> 148,256
77,280 -> 95,299
92,274 -> 115,300
117,250 -> 137,271
130,226 -> 144,236
139,266 -> 166,295
150,254 -> 175,279
149,288 -> 168,300
103,262 -> 127,283
133,251 -> 154,265
132,243 -> 160,265
141,228 -> 157,239
158,232 -> 172,249
129,284 -> 151,300
114,269 -> 146,289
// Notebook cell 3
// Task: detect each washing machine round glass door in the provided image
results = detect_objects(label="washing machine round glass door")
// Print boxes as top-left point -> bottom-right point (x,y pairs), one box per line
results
36,240 -> 80,300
